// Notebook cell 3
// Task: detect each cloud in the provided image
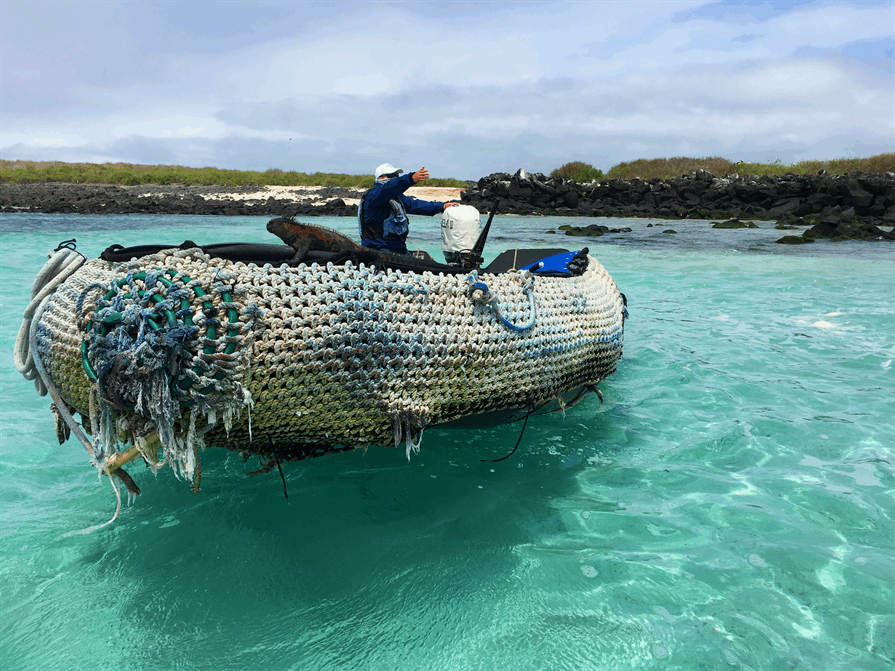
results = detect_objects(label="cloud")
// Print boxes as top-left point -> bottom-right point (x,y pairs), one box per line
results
1,1 -> 891,177
731,33 -> 764,43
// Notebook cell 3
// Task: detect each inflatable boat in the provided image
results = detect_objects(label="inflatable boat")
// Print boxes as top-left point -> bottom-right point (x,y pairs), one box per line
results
15,208 -> 626,502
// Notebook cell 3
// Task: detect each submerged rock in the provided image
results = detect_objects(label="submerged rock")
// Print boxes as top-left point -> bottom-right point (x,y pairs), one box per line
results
776,235 -> 815,244
561,224 -> 608,237
556,223 -> 632,237
711,218 -> 758,229
775,215 -> 815,227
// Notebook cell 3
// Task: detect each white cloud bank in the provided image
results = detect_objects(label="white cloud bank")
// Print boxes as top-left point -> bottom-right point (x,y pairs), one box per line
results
1,0 -> 892,178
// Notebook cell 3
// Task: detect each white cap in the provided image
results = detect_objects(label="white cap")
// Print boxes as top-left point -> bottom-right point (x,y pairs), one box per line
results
374,163 -> 403,179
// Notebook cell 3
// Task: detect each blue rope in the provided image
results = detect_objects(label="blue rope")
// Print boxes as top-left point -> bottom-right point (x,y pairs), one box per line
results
466,270 -> 538,332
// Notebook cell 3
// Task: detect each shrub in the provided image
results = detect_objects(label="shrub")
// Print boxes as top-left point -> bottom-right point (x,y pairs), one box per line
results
551,161 -> 604,183
607,157 -> 736,180
604,154 -> 895,180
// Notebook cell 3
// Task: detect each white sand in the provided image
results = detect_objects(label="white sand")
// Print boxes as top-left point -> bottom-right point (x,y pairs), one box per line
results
194,185 -> 463,207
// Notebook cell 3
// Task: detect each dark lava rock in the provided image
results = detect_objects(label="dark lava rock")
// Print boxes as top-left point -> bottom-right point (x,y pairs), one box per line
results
804,221 -> 895,241
0,182 -> 362,218
457,169 -> 895,230
803,222 -> 839,238
830,223 -> 895,241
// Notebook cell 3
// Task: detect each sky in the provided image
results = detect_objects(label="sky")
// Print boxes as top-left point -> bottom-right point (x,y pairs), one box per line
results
1,0 -> 892,179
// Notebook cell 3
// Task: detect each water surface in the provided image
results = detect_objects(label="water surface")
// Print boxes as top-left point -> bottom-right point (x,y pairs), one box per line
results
1,213 -> 893,670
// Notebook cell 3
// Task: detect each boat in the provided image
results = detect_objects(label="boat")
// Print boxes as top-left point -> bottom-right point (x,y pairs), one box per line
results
15,213 -> 626,502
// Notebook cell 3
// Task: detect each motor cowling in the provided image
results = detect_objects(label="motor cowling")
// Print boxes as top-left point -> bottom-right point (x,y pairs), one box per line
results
441,205 -> 482,266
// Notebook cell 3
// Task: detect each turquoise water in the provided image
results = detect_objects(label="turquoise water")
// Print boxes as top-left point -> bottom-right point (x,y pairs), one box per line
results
1,213 -> 893,670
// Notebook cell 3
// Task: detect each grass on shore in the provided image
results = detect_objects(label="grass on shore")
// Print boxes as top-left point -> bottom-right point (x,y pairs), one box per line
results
604,153 -> 894,180
0,161 -> 467,188
1,154 -> 892,186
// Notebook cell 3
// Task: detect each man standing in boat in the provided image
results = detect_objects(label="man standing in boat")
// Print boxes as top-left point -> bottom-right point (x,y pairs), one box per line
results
358,163 -> 459,255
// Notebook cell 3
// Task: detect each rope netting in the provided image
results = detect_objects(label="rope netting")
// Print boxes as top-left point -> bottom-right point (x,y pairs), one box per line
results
26,245 -> 626,485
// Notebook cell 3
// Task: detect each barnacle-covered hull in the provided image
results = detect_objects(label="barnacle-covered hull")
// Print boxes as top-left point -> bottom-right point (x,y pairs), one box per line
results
22,242 -> 625,484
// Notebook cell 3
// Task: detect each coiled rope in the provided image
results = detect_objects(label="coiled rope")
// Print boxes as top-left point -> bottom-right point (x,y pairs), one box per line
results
15,245 -> 86,395
466,269 -> 537,332
23,247 -> 142,533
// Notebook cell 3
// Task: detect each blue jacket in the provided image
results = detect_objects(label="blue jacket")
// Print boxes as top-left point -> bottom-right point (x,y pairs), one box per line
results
359,173 -> 444,253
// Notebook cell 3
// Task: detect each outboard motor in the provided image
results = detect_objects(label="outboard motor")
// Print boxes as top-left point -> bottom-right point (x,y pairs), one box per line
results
441,204 -> 482,267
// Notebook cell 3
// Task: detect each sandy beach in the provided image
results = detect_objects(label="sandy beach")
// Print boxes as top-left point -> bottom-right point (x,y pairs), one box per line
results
0,182 -> 467,217
195,185 -> 465,207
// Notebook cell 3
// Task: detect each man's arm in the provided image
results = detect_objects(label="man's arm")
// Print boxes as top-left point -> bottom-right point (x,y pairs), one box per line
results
403,166 -> 461,214
401,195 -> 445,216
364,173 -> 416,209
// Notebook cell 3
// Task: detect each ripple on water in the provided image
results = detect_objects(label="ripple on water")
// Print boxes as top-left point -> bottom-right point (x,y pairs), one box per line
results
1,216 -> 893,671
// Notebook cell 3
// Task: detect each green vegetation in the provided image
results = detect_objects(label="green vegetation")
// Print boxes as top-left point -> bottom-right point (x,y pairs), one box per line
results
604,154 -> 894,180
550,161 -> 604,182
0,161 -> 468,188
2,153 -> 893,186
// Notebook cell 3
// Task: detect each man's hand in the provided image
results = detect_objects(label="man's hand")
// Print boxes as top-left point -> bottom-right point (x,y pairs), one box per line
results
411,167 -> 430,184
442,202 -> 461,211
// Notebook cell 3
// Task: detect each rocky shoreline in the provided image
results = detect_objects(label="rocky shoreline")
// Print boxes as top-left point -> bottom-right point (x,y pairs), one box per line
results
462,168 -> 893,221
2,169 -> 894,242
461,169 -> 895,242
0,182 -> 365,217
